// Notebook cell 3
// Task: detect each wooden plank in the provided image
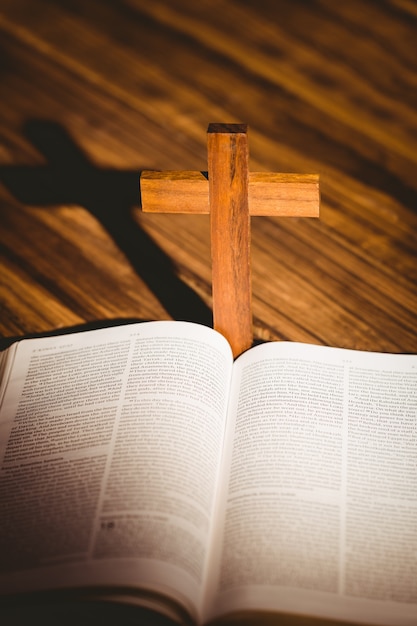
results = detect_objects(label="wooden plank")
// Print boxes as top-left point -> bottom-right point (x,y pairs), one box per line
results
0,0 -> 416,361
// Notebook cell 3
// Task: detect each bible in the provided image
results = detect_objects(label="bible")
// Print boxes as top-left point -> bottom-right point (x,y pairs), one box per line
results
0,320 -> 416,626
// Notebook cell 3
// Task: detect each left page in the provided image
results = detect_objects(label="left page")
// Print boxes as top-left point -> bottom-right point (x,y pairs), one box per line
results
0,321 -> 233,623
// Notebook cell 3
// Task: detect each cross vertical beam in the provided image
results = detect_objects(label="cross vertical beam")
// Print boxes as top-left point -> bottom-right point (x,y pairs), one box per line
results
208,123 -> 251,356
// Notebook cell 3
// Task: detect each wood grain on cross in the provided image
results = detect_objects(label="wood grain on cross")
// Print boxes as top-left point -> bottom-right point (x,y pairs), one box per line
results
141,123 -> 319,357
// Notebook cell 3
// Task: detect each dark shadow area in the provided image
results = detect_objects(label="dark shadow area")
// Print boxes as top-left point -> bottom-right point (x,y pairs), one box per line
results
0,119 -> 212,329
0,318 -> 148,351
0,596 -> 179,626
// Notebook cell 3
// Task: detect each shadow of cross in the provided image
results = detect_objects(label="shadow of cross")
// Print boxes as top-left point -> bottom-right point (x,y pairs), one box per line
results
141,123 -> 320,357
0,119 -> 212,326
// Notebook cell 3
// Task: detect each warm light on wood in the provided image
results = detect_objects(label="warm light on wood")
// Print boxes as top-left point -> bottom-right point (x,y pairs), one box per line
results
208,123 -> 252,357
141,124 -> 320,357
140,171 -> 319,217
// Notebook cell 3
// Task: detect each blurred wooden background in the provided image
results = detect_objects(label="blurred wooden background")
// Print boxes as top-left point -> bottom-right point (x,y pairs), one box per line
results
0,0 -> 416,623
0,0 -> 416,354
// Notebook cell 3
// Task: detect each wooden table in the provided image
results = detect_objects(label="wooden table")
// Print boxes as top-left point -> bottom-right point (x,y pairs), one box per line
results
1,0 -> 416,355
0,1 -> 416,624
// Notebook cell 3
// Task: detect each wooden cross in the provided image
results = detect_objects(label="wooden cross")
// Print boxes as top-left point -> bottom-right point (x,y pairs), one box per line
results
141,123 -> 319,357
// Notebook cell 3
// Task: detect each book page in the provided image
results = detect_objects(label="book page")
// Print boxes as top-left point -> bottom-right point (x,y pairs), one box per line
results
204,342 -> 417,626
0,321 -> 233,622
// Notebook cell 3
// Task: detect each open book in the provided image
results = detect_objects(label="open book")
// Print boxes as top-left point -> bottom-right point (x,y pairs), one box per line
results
0,321 -> 416,626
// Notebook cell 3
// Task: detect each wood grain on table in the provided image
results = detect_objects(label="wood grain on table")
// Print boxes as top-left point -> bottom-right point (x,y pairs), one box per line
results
1,0 -> 416,356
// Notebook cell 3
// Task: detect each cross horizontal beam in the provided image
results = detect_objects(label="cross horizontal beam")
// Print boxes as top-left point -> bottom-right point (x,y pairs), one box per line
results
140,170 -> 319,217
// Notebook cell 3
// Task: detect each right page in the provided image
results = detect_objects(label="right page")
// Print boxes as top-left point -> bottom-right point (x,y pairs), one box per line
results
204,342 -> 417,626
